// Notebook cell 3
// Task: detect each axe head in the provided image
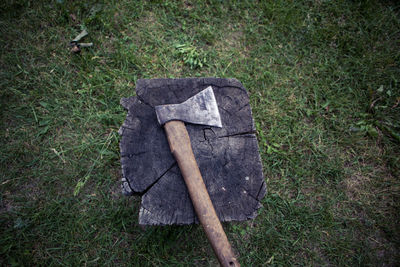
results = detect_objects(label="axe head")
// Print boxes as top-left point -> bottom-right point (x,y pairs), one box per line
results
155,86 -> 222,128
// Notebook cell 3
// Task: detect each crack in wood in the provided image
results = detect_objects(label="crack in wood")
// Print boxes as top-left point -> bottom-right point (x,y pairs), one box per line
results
119,125 -> 138,132
256,181 -> 266,200
219,106 -> 232,116
138,162 -> 177,196
202,83 -> 246,93
238,103 -> 250,112
120,151 -> 147,158
217,131 -> 256,139
202,128 -> 216,153
136,94 -> 154,108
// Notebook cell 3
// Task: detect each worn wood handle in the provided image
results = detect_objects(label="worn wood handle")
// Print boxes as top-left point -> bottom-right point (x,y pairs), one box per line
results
164,120 -> 240,267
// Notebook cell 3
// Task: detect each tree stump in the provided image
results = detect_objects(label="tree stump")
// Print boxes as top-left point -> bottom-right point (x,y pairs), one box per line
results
119,78 -> 266,225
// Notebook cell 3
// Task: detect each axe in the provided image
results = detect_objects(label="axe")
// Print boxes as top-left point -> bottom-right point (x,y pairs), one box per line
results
155,86 -> 240,267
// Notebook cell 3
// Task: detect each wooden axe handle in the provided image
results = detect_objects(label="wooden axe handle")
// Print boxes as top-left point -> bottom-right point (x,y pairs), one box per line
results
164,120 -> 240,267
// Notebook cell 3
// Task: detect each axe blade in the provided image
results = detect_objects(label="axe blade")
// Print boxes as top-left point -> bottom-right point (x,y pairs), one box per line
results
155,86 -> 222,128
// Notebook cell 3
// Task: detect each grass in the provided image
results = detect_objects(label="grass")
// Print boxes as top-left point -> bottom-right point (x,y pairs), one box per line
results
1,0 -> 399,266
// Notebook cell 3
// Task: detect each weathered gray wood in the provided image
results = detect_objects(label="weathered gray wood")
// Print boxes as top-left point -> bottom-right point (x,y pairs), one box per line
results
119,78 -> 266,225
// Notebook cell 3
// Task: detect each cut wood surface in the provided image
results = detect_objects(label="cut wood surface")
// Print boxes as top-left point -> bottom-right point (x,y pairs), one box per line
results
119,78 -> 266,225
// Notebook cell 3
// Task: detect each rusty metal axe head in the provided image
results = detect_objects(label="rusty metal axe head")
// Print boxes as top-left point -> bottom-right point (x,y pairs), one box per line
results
155,86 -> 222,128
